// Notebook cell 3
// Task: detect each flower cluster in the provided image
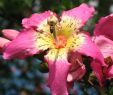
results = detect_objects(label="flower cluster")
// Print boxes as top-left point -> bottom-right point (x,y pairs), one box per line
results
0,3 -> 113,95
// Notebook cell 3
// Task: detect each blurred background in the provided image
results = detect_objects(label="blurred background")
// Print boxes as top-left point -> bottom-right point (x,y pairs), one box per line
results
0,0 -> 113,95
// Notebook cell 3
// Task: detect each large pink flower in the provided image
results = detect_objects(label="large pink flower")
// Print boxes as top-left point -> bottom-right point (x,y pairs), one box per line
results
2,3 -> 105,95
92,14 -> 113,85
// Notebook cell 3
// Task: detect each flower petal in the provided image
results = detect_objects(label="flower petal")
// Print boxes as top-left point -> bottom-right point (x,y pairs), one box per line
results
106,65 -> 113,79
67,33 -> 106,66
91,61 -> 104,86
3,29 -> 54,59
22,11 -> 51,28
22,11 -> 58,32
94,14 -> 113,40
0,37 -> 10,48
67,52 -> 86,82
93,35 -> 113,60
0,37 -> 10,52
45,48 -> 71,95
67,65 -> 86,82
2,29 -> 19,40
60,3 -> 94,37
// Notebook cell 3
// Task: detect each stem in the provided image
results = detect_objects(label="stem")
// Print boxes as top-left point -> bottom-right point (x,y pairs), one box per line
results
93,86 -> 107,95
99,87 -> 107,95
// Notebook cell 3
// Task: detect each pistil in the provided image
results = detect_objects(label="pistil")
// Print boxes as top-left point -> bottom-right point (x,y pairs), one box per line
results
47,15 -> 58,43
54,35 -> 67,48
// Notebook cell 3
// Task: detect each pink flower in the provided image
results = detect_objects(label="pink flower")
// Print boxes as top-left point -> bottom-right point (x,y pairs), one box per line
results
2,3 -> 105,95
92,14 -> 113,85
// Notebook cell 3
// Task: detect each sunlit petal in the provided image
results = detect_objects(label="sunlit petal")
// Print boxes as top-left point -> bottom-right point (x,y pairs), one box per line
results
22,11 -> 58,33
3,29 -> 54,59
67,33 -> 106,66
45,48 -> 71,95
59,3 -> 94,38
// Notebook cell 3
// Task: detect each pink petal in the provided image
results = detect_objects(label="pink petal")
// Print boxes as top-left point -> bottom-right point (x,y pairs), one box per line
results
0,37 -> 10,48
22,11 -> 55,29
93,35 -> 113,60
106,65 -> 113,79
61,3 -> 94,28
94,14 -> 113,40
2,29 -> 19,40
45,49 -> 71,95
3,29 -> 39,59
72,33 -> 106,66
67,65 -> 86,82
91,61 -> 104,86
67,52 -> 86,82
0,37 -> 10,52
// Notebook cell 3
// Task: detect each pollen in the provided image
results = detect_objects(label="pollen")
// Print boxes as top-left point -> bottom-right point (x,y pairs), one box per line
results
58,16 -> 81,38
53,35 -> 67,49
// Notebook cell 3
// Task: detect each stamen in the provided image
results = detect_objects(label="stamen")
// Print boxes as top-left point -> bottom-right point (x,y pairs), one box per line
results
104,56 -> 113,66
76,58 -> 83,67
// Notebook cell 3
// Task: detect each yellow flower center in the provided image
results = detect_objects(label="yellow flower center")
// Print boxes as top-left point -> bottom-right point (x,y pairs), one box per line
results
46,15 -> 81,49
36,15 -> 83,51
